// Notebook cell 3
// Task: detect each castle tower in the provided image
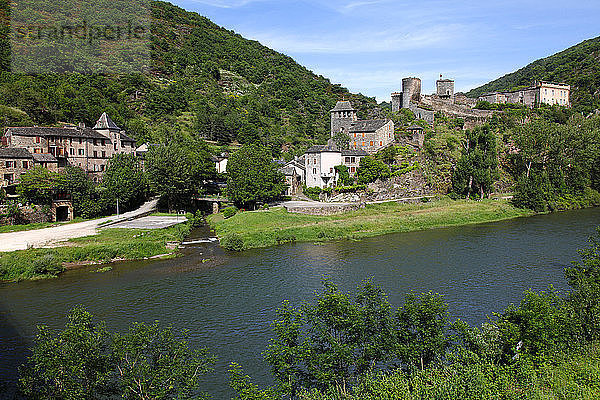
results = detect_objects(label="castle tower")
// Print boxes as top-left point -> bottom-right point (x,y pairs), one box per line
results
436,74 -> 454,100
391,92 -> 402,113
93,112 -> 122,152
330,101 -> 357,136
401,77 -> 422,108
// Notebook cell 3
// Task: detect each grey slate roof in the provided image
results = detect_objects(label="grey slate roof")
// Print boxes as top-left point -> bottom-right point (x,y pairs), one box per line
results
280,166 -> 298,176
330,101 -> 356,112
32,153 -> 58,163
94,112 -> 121,131
306,139 -> 339,154
341,149 -> 368,156
0,147 -> 33,159
7,126 -> 109,140
349,119 -> 389,133
119,132 -> 136,143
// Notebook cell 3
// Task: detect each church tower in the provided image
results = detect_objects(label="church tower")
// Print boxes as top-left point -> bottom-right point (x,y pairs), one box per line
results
330,101 -> 357,137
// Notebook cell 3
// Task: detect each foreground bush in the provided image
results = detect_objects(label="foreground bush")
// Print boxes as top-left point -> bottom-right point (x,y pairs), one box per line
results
19,307 -> 215,400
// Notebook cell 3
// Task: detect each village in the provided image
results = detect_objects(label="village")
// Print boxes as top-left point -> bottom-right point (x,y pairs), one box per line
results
0,75 -> 571,223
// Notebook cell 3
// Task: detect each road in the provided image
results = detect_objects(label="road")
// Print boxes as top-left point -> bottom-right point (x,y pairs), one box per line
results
0,198 -> 158,252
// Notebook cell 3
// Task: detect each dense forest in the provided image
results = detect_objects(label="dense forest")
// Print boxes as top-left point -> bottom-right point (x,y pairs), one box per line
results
467,36 -> 600,114
0,0 -> 381,158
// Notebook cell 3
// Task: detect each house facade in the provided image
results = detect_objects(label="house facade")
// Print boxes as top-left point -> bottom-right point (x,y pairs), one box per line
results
305,140 -> 368,188
478,81 -> 571,108
3,113 -> 136,183
330,101 -> 395,154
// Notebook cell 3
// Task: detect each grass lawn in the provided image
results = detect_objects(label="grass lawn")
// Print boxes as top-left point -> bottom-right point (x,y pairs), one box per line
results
0,222 -> 192,282
208,197 -> 535,250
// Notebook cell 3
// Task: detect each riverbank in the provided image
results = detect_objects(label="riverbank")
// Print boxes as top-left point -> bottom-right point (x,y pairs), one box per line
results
208,197 -> 536,251
0,222 -> 192,282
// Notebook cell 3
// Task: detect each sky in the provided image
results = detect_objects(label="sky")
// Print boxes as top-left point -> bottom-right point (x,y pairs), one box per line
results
171,0 -> 600,102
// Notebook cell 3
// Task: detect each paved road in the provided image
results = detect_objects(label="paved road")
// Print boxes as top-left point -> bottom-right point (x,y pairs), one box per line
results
0,198 -> 159,252
109,215 -> 187,229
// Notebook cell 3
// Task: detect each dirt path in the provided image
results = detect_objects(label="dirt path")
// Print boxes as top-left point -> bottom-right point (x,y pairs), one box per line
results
0,198 -> 159,252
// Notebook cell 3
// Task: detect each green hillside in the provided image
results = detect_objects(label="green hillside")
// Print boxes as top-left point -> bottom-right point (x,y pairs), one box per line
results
467,36 -> 600,113
0,0 -> 380,157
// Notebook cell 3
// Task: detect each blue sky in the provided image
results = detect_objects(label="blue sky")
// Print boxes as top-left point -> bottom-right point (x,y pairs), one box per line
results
172,0 -> 600,102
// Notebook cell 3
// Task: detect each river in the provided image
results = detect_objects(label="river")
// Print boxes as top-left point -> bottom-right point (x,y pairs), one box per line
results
1,207 -> 599,398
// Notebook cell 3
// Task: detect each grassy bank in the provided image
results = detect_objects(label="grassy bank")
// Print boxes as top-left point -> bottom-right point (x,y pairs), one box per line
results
208,198 -> 535,251
0,223 -> 192,282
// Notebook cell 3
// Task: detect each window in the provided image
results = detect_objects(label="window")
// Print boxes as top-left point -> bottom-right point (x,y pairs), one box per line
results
78,149 -> 84,156
5,161 -> 13,168
313,168 -> 316,174
79,138 -> 82,144
22,161 -> 28,169
380,141 -> 383,146
69,138 -> 73,145
70,148 -> 75,155
353,133 -> 356,138
4,173 -> 13,184
34,148 -> 42,154
102,151 -> 106,158
345,157 -> 351,163
93,151 -> 98,157
121,142 -> 125,148
35,136 -> 41,143
351,157 -> 355,163
362,142 -> 366,146
100,164 -> 105,172
370,141 -> 373,146
350,167 -> 356,173
93,139 -> 98,146
101,139 -> 105,146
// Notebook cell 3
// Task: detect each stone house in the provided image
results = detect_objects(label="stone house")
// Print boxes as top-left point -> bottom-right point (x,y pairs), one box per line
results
349,119 -> 395,154
305,140 -> 368,188
3,113 -> 136,182
279,156 -> 306,196
0,148 -> 36,187
330,101 -> 395,154
478,81 -> 571,108
211,153 -> 229,174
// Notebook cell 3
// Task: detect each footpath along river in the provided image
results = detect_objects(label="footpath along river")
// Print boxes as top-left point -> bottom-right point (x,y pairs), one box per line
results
1,207 -> 599,398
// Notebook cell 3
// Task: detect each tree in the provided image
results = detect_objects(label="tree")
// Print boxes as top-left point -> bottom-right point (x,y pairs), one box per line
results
356,156 -> 390,185
334,165 -> 352,186
55,166 -> 99,218
101,154 -> 148,213
451,125 -> 497,199
377,146 -> 397,165
331,132 -> 350,150
16,166 -> 57,205
146,140 -> 215,211
226,144 -> 285,209
565,228 -> 600,341
395,292 -> 450,371
19,307 -> 216,400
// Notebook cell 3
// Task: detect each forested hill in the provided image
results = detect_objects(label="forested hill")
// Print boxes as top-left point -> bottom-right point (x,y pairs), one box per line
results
467,36 -> 600,113
0,0 -> 380,157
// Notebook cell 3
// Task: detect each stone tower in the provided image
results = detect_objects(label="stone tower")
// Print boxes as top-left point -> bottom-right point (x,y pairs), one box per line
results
330,101 -> 357,136
436,75 -> 454,100
401,77 -> 422,108
391,92 -> 402,113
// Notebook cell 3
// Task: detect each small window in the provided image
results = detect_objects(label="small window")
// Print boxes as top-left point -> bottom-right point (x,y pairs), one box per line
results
78,149 -> 84,156
93,139 -> 98,146
70,148 -> 75,155
345,157 -> 351,163
79,138 -> 82,144
102,151 -> 106,158
370,141 -> 373,146
313,168 -> 316,174
380,141 -> 383,146
351,157 -> 355,163
100,164 -> 105,172
35,136 -> 41,143
330,168 -> 333,173
5,161 -> 13,168
93,150 -> 98,157
4,173 -> 14,183
22,161 -> 28,169
350,167 -> 356,173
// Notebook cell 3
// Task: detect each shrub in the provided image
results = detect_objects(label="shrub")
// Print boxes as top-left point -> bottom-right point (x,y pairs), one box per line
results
275,230 -> 296,245
32,254 -> 63,275
222,206 -> 239,219
221,233 -> 244,251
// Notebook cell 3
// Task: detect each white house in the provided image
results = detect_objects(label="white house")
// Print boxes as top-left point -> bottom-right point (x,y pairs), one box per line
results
304,140 -> 368,188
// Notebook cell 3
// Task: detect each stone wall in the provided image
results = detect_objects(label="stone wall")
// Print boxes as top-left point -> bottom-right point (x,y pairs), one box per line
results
0,204 -> 51,225
285,203 -> 361,215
